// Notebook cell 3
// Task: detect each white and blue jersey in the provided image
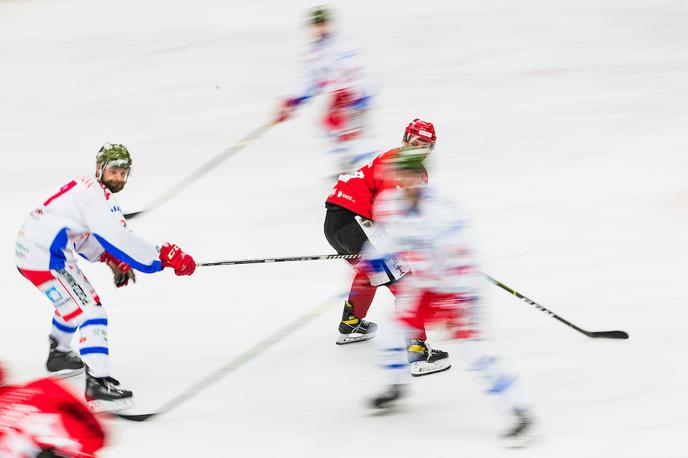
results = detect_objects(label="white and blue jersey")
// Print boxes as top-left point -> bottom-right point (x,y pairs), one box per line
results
369,185 -> 482,296
291,32 -> 372,108
15,175 -> 162,273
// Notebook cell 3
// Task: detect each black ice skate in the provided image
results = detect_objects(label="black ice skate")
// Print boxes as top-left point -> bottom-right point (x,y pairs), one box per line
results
407,339 -> 451,377
85,371 -> 134,413
369,384 -> 405,410
336,301 -> 377,345
501,408 -> 534,448
46,336 -> 84,378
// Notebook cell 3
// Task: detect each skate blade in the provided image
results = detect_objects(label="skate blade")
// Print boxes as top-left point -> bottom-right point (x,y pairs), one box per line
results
410,361 -> 451,377
501,419 -> 537,449
336,332 -> 376,345
501,431 -> 536,449
48,367 -> 85,379
88,397 -> 134,414
365,394 -> 408,416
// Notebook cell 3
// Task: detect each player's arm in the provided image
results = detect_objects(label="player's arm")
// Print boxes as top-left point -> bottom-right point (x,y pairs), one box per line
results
73,232 -> 136,287
75,183 -> 194,275
275,50 -> 326,123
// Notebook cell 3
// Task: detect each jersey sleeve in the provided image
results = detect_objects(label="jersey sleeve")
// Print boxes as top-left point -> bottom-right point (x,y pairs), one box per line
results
75,182 -> 163,273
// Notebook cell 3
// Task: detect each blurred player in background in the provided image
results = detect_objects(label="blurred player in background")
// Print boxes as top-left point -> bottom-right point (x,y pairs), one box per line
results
0,363 -> 106,457
365,147 -> 534,446
275,6 -> 376,175
14,143 -> 196,413
324,119 -> 452,376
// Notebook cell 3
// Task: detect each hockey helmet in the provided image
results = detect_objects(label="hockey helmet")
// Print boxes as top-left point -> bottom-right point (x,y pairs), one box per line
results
310,6 -> 331,25
403,118 -> 437,146
96,143 -> 132,171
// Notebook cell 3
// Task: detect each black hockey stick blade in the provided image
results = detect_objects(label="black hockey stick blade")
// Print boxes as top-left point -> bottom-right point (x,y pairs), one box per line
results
112,412 -> 157,422
123,210 -> 145,219
588,330 -> 629,339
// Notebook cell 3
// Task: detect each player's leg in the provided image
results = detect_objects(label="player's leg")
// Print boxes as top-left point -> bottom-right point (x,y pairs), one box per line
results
456,338 -> 534,446
368,319 -> 413,409
395,289 -> 452,376
19,265 -> 133,412
338,269 -> 378,344
54,265 -> 134,412
48,314 -> 84,377
324,204 -> 379,344
18,268 -> 85,378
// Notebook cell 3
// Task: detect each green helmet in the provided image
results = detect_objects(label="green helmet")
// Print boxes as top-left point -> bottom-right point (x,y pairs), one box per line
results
387,146 -> 431,171
310,6 -> 331,24
96,143 -> 132,170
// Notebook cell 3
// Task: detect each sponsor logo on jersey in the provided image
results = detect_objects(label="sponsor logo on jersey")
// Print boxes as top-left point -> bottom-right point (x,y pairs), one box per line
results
45,287 -> 64,304
336,190 -> 354,202
56,269 -> 91,306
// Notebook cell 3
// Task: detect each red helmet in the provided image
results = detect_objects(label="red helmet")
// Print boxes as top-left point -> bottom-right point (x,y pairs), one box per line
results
403,118 -> 436,144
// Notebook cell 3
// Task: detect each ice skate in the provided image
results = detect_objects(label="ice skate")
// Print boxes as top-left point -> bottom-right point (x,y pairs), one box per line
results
407,339 -> 451,377
46,336 -> 84,378
85,371 -> 134,413
501,408 -> 534,448
336,301 -> 377,345
369,384 -> 405,410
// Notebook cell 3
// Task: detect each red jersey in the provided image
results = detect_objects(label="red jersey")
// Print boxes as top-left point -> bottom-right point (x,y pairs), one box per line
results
326,148 -> 428,219
326,148 -> 401,219
0,378 -> 105,457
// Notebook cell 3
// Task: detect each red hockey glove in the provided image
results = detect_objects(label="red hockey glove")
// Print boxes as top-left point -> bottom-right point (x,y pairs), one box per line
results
275,97 -> 299,123
159,243 -> 196,276
100,252 -> 136,288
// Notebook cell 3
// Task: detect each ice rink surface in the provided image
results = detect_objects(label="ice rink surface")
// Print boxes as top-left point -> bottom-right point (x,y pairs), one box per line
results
1,0 -> 687,456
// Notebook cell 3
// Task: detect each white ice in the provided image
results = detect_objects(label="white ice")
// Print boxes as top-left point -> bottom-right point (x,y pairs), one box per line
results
1,0 -> 687,456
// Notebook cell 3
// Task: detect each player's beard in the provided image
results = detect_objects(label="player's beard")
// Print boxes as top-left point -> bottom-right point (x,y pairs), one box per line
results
102,179 -> 125,193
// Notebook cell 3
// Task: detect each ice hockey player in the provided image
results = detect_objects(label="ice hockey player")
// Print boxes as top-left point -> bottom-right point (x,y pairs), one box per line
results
364,146 -> 534,446
274,6 -> 375,174
324,118 -> 451,376
0,363 -> 106,457
14,143 -> 196,413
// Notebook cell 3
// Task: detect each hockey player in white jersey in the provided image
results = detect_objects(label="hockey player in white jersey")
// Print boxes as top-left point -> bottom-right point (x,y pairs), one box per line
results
274,6 -> 375,174
15,143 -> 196,413
363,147 -> 534,446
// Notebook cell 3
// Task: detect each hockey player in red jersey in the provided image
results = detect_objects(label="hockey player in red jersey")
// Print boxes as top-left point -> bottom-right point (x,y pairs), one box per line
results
324,118 -> 451,376
0,364 -> 106,457
14,143 -> 196,413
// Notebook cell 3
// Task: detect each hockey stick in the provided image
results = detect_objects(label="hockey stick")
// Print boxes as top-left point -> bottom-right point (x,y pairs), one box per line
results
113,292 -> 342,422
197,253 -> 360,267
197,253 -> 628,340
480,272 -> 629,339
124,123 -> 274,219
